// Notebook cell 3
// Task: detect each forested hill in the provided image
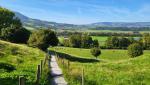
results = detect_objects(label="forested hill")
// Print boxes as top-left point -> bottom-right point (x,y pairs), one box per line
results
15,12 -> 150,30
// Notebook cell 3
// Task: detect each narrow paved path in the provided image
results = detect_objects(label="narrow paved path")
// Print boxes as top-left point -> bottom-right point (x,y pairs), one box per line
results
50,55 -> 67,85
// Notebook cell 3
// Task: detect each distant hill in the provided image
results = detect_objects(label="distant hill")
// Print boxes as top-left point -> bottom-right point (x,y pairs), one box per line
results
15,12 -> 150,30
15,12 -> 79,29
90,22 -> 150,27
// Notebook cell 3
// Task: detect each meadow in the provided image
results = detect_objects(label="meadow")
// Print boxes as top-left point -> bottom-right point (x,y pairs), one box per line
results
0,40 -> 49,85
49,47 -> 150,85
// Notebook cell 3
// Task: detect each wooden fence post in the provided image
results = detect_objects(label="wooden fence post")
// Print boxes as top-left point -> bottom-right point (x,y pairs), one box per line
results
67,60 -> 70,71
82,68 -> 84,85
36,65 -> 41,85
44,55 -> 48,66
19,76 -> 25,85
40,60 -> 43,76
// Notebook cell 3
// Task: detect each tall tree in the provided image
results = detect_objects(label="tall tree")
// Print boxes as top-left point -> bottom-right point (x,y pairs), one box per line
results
28,29 -> 58,51
0,7 -> 30,43
0,7 -> 22,31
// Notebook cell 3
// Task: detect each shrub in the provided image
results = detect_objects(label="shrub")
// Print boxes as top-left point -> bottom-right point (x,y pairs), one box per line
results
28,29 -> 58,51
0,62 -> 16,72
128,43 -> 143,58
91,47 -> 101,59
1,27 -> 30,43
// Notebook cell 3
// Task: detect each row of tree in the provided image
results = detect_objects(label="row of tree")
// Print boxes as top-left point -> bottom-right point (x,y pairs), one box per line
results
91,26 -> 150,31
0,7 -> 58,51
105,36 -> 138,49
62,34 -> 99,48
104,34 -> 150,50
57,31 -> 142,37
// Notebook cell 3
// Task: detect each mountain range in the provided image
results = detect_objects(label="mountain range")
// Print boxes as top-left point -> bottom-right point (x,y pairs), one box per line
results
15,12 -> 150,29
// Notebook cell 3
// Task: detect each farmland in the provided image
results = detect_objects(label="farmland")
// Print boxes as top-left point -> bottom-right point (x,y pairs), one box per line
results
49,47 -> 150,85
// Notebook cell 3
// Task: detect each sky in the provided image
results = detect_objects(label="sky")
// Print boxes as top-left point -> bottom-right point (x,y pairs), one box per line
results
0,0 -> 150,24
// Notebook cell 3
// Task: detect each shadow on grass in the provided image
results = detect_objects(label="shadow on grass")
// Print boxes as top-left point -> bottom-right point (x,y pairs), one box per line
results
49,50 -> 99,63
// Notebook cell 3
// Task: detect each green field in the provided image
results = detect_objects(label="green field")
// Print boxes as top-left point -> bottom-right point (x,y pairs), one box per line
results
58,36 -> 108,46
50,47 -> 150,85
91,36 -> 108,46
0,40 -> 49,85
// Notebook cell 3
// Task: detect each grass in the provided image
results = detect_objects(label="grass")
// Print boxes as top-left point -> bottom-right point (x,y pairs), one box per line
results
0,40 -> 49,85
91,36 -> 108,46
49,47 -> 150,85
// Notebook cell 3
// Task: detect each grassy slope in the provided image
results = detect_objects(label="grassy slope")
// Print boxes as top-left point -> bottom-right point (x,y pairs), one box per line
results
0,40 -> 45,85
50,47 -> 150,85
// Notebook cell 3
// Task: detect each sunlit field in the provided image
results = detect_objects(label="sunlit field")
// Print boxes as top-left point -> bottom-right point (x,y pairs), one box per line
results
49,47 -> 150,85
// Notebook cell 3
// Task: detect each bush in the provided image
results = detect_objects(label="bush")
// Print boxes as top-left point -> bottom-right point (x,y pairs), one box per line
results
28,29 -> 58,51
128,43 -> 143,58
91,47 -> 101,59
1,27 -> 30,43
0,62 -> 16,72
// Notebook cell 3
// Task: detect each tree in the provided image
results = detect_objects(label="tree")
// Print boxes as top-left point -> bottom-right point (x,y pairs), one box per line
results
1,26 -> 30,43
69,34 -> 81,48
105,37 -> 113,48
28,29 -> 58,51
63,39 -> 70,47
0,7 -> 22,33
105,36 -> 119,48
81,34 -> 93,48
119,37 -> 131,49
91,47 -> 101,59
93,39 -> 99,47
0,7 -> 30,43
142,33 -> 150,49
128,43 -> 143,58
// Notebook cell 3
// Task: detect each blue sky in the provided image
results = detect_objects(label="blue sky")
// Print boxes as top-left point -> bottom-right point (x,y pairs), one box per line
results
0,0 -> 150,24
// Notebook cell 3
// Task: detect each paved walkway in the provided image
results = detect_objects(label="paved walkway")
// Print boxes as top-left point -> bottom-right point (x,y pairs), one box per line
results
50,55 -> 68,85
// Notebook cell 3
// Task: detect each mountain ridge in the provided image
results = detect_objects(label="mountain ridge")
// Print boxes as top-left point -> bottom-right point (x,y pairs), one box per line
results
15,12 -> 150,29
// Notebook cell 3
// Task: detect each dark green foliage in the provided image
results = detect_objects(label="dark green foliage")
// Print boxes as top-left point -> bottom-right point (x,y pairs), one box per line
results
28,29 -> 58,50
106,36 -> 131,49
57,31 -> 142,37
1,27 -> 30,43
93,39 -> 99,47
90,47 -> 101,58
81,34 -> 93,48
0,62 -> 16,72
63,34 -> 98,48
0,7 -> 30,43
119,37 -> 131,48
69,34 -> 81,48
128,43 -> 143,58
106,36 -> 120,48
0,7 -> 22,33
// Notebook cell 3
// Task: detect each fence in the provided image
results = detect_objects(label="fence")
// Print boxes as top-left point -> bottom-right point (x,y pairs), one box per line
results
54,51 -> 85,85
19,51 -> 50,85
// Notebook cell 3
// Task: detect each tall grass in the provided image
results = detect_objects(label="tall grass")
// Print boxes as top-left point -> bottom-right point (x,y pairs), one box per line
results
0,40 -> 49,85
50,47 -> 150,85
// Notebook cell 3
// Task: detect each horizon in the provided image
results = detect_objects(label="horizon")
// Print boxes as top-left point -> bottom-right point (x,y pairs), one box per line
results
0,0 -> 150,24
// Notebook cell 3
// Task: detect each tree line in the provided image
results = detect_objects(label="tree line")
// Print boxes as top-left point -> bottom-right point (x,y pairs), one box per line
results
57,31 -> 142,37
104,34 -> 150,50
90,26 -> 150,31
62,34 -> 99,48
